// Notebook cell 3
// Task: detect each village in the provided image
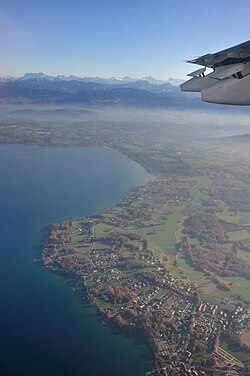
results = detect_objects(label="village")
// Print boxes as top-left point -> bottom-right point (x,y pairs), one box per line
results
41,171 -> 250,376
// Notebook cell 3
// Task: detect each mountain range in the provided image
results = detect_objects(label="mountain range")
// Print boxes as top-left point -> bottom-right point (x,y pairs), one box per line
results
1,72 -> 185,86
0,72 -> 198,107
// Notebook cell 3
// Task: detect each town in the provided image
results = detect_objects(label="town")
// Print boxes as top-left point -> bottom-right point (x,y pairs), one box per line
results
41,167 -> 250,375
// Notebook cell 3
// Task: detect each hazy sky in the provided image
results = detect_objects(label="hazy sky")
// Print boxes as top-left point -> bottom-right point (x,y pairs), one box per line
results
1,0 -> 250,79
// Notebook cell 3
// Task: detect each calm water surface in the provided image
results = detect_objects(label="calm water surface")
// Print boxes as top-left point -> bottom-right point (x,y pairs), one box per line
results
0,144 -> 151,376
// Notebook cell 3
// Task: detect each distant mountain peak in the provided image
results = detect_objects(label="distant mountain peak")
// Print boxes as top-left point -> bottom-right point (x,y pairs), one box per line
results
22,72 -> 54,80
167,77 -> 185,86
141,76 -> 165,85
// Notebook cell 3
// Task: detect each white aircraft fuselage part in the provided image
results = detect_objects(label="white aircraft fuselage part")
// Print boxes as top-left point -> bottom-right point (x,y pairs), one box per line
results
181,41 -> 250,105
180,75 -> 216,92
187,67 -> 206,77
202,74 -> 250,105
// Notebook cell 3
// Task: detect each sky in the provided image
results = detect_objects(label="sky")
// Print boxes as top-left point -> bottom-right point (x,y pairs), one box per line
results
1,0 -> 250,79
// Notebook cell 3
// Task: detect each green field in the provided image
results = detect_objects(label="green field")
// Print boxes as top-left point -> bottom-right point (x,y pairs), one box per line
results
228,229 -> 250,241
189,237 -> 200,246
217,212 -> 243,224
177,251 -> 205,281
189,176 -> 212,206
131,207 -> 182,252
220,335 -> 250,363
239,249 -> 250,263
94,223 -> 114,238
222,276 -> 250,301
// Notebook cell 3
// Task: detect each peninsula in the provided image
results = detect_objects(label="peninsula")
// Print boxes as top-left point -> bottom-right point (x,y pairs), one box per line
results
40,137 -> 250,375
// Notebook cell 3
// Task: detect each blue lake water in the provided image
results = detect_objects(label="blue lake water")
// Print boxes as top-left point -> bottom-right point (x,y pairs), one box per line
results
0,144 -> 151,376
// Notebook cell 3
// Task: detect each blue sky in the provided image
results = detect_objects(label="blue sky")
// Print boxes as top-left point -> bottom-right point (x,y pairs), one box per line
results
1,0 -> 250,79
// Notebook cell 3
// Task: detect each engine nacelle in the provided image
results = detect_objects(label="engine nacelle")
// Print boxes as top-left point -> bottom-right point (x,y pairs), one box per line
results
180,76 -> 215,92
201,75 -> 250,105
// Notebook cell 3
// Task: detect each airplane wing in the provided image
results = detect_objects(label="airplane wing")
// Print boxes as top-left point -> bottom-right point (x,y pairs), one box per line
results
187,40 -> 250,68
181,40 -> 250,105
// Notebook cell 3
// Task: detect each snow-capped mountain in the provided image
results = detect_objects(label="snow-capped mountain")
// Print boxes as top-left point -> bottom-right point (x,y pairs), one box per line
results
13,73 -> 184,86
167,77 -> 185,86
21,72 -> 55,80
141,76 -> 167,85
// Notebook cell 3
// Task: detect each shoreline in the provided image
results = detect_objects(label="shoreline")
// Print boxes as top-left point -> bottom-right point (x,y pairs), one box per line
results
39,173 -> 200,374
0,143 -> 156,376
40,154 -> 250,375
2,142 -> 249,375
40,250 -> 156,372
40,178 -> 156,374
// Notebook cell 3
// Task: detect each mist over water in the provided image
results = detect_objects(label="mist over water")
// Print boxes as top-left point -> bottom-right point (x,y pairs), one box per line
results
0,144 -> 151,376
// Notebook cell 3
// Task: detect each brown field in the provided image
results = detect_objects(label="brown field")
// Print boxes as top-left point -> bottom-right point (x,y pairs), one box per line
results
72,244 -> 92,254
241,330 -> 250,349
164,248 -> 176,255
93,241 -> 110,250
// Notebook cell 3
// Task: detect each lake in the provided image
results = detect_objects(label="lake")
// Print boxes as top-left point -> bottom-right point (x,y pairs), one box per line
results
0,144 -> 152,376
